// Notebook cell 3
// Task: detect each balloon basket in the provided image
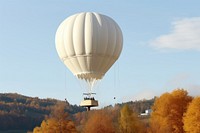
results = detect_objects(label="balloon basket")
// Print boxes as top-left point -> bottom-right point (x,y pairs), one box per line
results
80,93 -> 98,111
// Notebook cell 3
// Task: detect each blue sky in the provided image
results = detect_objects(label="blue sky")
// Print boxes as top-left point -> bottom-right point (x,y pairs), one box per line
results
1,0 -> 200,107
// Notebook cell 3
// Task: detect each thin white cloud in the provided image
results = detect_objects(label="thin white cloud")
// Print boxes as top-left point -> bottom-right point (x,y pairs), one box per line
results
150,17 -> 200,51
122,89 -> 159,102
164,73 -> 191,89
186,85 -> 200,97
163,73 -> 200,97
133,90 -> 156,100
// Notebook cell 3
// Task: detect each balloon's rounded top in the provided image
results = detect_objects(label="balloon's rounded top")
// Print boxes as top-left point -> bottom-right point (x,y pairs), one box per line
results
55,12 -> 123,82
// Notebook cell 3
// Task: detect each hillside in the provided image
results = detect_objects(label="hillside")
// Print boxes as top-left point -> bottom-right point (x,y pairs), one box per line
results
0,93 -> 85,131
0,93 -> 155,132
103,98 -> 155,114
120,98 -> 155,114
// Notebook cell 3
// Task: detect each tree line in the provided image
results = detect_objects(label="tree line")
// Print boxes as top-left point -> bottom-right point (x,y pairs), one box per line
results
33,89 -> 200,133
1,89 -> 199,133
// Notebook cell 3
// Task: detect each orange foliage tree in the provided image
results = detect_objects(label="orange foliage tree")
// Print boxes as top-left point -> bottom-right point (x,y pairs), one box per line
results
149,89 -> 192,133
183,96 -> 200,132
33,102 -> 77,133
83,110 -> 115,133
119,104 -> 146,133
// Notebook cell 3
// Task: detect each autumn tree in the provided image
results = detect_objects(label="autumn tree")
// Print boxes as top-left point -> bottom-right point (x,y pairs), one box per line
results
149,89 -> 192,133
33,102 -> 77,133
119,104 -> 146,133
83,110 -> 115,133
73,111 -> 90,132
183,96 -> 200,133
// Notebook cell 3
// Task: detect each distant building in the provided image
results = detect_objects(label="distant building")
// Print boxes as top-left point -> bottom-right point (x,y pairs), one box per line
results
140,109 -> 152,116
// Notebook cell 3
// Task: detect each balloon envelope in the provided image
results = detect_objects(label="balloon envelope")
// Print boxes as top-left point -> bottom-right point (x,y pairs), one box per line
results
55,12 -> 123,82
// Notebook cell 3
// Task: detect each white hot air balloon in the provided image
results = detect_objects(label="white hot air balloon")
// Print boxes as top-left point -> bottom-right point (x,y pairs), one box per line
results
55,12 -> 123,92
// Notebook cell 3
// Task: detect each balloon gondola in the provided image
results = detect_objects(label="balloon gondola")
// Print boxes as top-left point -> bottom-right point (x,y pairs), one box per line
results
80,93 -> 98,111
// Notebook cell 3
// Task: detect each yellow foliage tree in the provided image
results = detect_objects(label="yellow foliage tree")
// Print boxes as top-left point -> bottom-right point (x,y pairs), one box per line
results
119,104 -> 146,133
33,102 -> 77,133
183,96 -> 200,133
149,89 -> 192,133
33,127 -> 42,133
83,110 -> 115,133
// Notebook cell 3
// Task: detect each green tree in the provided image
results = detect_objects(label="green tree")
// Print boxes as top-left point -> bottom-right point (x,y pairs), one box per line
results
149,89 -> 192,133
183,96 -> 200,133
119,104 -> 145,133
